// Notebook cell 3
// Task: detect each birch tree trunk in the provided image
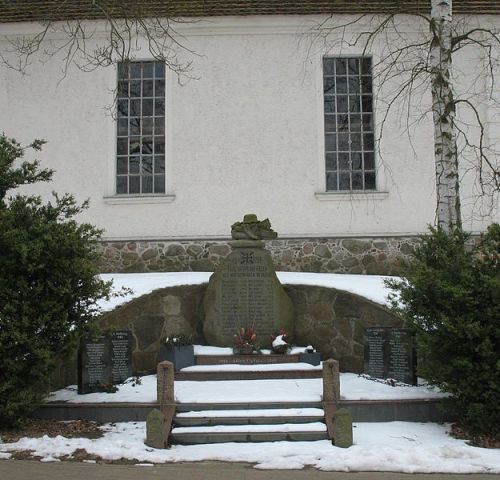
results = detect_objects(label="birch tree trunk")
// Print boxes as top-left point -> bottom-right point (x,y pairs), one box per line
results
430,0 -> 462,231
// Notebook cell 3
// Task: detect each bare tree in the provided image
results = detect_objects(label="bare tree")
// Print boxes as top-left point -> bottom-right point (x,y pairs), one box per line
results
0,2 -> 196,78
313,0 -> 499,231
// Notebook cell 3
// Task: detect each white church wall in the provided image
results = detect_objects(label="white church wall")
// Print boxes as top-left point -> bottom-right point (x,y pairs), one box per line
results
0,14 -> 497,244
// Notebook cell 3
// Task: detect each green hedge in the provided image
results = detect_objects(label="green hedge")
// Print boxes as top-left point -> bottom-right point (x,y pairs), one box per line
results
0,134 -> 110,427
387,225 -> 500,438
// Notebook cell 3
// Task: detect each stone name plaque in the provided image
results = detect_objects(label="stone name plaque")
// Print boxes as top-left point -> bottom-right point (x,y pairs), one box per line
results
364,327 -> 416,385
78,330 -> 132,394
203,240 -> 295,347
110,331 -> 133,383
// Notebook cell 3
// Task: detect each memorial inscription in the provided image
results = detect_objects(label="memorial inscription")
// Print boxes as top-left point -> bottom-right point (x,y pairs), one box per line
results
218,249 -> 277,336
111,331 -> 133,384
364,327 -> 416,385
78,330 -> 132,394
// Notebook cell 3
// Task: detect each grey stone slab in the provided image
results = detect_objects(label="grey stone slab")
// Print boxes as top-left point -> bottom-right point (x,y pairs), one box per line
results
174,370 -> 322,381
174,416 -> 324,427
364,327 -> 416,385
78,331 -> 132,394
286,431 -> 329,441
175,402 -> 323,412
203,240 -> 294,348
195,354 -> 300,365
171,432 -> 249,444
248,432 -> 288,442
172,431 -> 329,444
34,399 -> 453,423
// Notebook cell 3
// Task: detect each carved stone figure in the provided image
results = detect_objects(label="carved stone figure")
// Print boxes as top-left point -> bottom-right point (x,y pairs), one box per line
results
231,213 -> 278,240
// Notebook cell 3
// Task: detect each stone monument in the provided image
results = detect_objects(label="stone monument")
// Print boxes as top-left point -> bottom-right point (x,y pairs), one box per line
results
78,330 -> 132,394
203,214 -> 295,347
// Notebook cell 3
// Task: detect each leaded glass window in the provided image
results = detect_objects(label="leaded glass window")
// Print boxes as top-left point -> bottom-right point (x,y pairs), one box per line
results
116,61 -> 165,194
323,57 -> 375,191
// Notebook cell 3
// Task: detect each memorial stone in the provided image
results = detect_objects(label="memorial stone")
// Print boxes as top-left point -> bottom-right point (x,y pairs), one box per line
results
364,327 -> 416,385
203,214 -> 295,347
78,330 -> 132,394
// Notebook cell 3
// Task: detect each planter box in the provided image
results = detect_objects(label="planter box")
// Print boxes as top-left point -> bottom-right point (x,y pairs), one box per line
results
158,345 -> 195,372
299,352 -> 321,366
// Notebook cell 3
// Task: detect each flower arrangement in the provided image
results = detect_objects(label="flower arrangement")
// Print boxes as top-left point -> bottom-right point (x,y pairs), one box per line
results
164,334 -> 192,347
233,327 -> 257,354
271,329 -> 290,354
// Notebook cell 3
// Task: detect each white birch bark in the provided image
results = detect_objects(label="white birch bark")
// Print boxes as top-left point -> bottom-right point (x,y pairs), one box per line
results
430,0 -> 461,231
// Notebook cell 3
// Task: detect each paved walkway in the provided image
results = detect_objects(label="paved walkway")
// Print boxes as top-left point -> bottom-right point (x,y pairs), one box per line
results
0,460 -> 498,480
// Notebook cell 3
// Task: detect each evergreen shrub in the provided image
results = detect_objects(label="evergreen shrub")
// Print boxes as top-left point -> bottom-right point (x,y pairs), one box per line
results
386,225 -> 500,439
0,134 -> 110,428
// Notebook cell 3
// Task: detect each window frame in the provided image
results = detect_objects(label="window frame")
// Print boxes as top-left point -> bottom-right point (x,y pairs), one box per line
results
115,60 -> 167,196
322,55 -> 377,192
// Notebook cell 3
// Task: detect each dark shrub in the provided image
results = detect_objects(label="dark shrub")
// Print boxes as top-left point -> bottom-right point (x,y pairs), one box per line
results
386,225 -> 500,438
0,134 -> 110,427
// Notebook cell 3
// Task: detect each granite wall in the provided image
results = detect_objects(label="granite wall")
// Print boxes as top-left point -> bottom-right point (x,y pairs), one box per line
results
97,236 -> 419,275
98,282 -> 402,374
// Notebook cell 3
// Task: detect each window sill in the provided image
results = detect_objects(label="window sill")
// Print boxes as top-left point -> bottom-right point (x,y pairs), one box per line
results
315,191 -> 389,201
103,194 -> 176,205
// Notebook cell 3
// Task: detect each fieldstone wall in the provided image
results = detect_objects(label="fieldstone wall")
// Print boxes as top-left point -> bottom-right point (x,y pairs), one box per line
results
285,285 -> 403,372
99,284 -> 206,374
97,236 -> 419,275
97,282 -> 402,374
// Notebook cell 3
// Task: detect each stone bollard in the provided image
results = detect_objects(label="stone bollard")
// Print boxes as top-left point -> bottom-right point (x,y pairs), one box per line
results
322,358 -> 340,440
333,408 -> 353,448
145,408 -> 167,449
148,361 -> 175,449
322,358 -> 340,402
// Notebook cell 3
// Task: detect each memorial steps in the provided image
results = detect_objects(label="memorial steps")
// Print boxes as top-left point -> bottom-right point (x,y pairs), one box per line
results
169,353 -> 329,444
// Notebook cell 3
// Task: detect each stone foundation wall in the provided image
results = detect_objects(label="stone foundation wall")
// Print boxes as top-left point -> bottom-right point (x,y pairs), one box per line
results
97,236 -> 419,275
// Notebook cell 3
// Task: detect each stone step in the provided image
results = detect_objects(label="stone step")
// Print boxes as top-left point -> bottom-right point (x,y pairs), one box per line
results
175,401 -> 323,412
195,354 -> 302,365
174,407 -> 325,426
170,422 -> 328,444
175,361 -> 322,380
175,369 -> 322,381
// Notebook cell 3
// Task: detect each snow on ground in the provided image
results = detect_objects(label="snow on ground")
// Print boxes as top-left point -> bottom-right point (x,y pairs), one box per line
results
25,272 -> 489,472
98,272 -> 394,312
48,373 -> 446,404
98,272 -> 212,311
1,421 -> 499,473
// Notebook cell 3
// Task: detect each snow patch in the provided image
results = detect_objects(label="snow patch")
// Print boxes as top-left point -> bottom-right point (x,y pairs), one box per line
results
0,422 -> 498,473
98,272 -> 394,312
